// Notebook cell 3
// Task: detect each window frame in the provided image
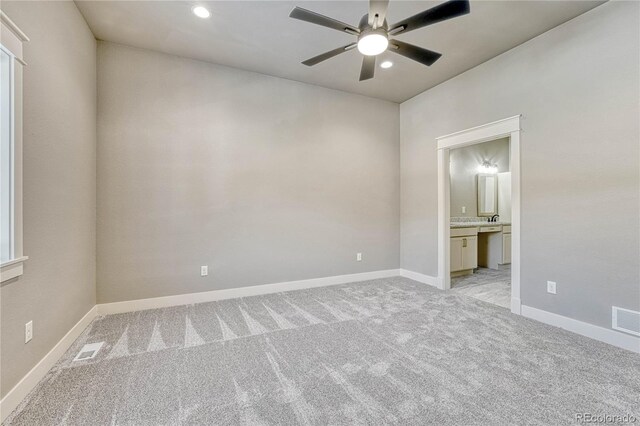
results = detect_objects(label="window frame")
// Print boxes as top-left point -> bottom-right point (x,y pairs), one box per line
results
2,43 -> 15,263
1,11 -> 28,284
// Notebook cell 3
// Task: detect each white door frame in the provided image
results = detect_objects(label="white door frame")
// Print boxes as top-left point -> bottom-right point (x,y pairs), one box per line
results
436,115 -> 522,315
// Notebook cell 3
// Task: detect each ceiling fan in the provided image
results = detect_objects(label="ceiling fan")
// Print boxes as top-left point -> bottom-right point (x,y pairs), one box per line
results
289,0 -> 470,81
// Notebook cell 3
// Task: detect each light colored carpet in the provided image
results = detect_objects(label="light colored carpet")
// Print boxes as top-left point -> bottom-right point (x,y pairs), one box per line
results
4,277 -> 639,425
451,267 -> 511,308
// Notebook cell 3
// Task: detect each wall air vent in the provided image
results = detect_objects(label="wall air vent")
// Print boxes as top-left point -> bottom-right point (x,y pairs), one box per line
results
73,342 -> 104,361
612,307 -> 640,337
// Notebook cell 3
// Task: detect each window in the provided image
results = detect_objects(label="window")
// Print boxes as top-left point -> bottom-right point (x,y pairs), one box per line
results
1,46 -> 13,264
1,11 -> 28,283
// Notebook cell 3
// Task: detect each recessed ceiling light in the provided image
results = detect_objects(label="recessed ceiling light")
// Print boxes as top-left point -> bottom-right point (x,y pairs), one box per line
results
380,61 -> 393,69
192,6 -> 211,19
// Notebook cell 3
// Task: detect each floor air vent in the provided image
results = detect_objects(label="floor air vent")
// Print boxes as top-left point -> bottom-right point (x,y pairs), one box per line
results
612,307 -> 640,337
73,342 -> 104,361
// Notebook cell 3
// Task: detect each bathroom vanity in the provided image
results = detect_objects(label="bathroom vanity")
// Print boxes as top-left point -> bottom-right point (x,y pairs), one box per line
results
450,226 -> 478,276
479,224 -> 511,269
450,222 -> 511,276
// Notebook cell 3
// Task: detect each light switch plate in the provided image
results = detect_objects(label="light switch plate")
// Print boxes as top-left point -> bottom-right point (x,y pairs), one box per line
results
547,281 -> 557,294
201,266 -> 208,276
356,253 -> 362,262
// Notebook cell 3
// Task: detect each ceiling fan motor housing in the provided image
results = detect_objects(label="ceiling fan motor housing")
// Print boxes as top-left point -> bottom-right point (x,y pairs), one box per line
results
358,14 -> 388,31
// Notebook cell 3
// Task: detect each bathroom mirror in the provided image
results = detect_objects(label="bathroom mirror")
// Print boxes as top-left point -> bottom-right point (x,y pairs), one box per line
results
477,173 -> 497,216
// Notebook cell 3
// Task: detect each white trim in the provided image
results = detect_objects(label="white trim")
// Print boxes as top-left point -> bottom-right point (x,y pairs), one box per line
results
0,11 -> 29,42
5,43 -> 16,262
0,12 -> 28,66
437,148 -> 450,290
521,305 -> 640,354
399,269 -> 439,287
98,269 -> 401,315
436,115 -> 521,149
509,129 -> 521,314
0,44 -> 22,282
0,306 -> 98,423
0,256 -> 28,283
436,116 -> 522,315
0,19 -> 27,282
0,255 -> 28,269
511,298 -> 522,315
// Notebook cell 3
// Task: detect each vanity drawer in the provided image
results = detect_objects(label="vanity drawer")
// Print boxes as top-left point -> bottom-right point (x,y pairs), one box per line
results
451,227 -> 478,237
502,225 -> 512,234
479,225 -> 502,233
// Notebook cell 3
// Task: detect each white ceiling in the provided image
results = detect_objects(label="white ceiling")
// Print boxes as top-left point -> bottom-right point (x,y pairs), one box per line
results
76,0 -> 605,103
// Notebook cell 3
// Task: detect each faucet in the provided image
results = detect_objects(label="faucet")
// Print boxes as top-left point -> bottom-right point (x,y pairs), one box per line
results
490,214 -> 499,223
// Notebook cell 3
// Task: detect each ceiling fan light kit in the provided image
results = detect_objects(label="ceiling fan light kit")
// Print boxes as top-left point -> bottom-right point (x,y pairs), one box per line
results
357,29 -> 389,56
289,0 -> 470,81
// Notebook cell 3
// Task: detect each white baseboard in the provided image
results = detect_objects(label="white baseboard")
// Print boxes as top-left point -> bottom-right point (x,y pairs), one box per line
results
0,306 -> 98,423
98,269 -> 401,315
521,305 -> 640,354
399,269 -> 439,287
510,297 -> 521,315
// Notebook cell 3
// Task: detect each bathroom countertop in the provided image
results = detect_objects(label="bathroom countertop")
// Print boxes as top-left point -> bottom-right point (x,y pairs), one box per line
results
450,221 -> 511,228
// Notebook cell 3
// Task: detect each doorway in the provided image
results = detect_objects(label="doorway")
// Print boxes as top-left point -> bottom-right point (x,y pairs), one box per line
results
436,116 -> 521,315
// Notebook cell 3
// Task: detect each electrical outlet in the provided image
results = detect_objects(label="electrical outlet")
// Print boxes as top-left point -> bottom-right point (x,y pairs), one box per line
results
356,253 -> 362,262
547,281 -> 557,295
462,206 -> 466,214
200,266 -> 208,276
25,321 -> 33,343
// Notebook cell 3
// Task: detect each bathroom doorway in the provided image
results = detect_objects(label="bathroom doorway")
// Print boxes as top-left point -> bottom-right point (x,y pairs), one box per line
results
436,116 -> 521,314
448,137 -> 511,308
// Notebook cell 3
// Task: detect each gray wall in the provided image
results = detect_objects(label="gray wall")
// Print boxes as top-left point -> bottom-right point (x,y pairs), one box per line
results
97,42 -> 400,303
450,138 -> 509,218
400,1 -> 639,328
0,1 -> 96,398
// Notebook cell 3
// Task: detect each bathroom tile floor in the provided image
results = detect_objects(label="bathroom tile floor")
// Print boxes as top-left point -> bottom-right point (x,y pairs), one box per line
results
451,266 -> 511,309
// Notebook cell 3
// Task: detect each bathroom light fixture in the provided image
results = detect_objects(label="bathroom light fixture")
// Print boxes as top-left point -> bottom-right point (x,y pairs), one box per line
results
478,161 -> 498,174
380,61 -> 393,69
357,29 -> 389,56
192,6 -> 211,18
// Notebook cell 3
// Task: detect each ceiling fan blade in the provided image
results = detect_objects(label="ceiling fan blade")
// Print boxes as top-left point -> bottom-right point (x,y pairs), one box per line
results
368,0 -> 389,28
359,55 -> 376,81
389,40 -> 442,66
290,7 -> 360,35
389,0 -> 470,35
302,43 -> 357,66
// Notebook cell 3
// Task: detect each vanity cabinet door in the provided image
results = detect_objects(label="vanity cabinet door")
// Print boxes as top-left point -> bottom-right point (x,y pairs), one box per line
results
450,238 -> 464,272
462,236 -> 478,270
502,233 -> 512,264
